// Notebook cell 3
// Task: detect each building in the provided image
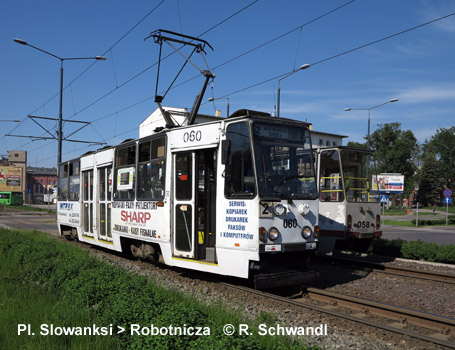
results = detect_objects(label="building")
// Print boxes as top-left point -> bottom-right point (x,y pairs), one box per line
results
310,128 -> 347,148
27,167 -> 57,204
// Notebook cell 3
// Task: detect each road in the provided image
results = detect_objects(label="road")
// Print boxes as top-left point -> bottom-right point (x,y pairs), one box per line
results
0,210 -> 59,236
382,209 -> 455,245
381,225 -> 455,245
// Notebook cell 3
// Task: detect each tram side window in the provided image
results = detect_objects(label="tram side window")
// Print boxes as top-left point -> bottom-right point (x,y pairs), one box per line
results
137,137 -> 166,200
68,160 -> 80,201
224,122 -> 256,198
114,145 -> 136,200
58,163 -> 69,201
319,150 -> 344,202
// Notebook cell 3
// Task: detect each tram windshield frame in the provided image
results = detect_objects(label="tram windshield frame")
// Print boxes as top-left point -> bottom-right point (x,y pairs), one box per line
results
339,149 -> 379,203
252,122 -> 318,201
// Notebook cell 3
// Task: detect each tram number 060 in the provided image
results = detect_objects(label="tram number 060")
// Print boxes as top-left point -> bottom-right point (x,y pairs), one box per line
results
183,130 -> 202,143
283,219 -> 298,229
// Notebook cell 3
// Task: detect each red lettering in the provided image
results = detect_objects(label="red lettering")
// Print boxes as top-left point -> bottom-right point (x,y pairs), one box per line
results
120,210 -> 151,223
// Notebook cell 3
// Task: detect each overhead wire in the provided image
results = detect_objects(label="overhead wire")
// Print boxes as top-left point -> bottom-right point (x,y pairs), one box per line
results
1,0 -> 168,143
11,6 -> 455,165
5,0 -> 260,162
215,12 -> 455,100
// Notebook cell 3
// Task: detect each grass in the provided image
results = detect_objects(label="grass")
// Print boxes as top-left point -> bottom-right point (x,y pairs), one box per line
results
383,206 -> 455,216
6,205 -> 55,214
383,218 -> 455,227
0,247 -> 118,350
383,220 -> 415,227
0,228 -> 313,350
382,208 -> 409,216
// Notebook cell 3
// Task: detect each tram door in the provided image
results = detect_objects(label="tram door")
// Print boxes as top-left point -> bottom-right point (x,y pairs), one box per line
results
173,149 -> 216,261
97,166 -> 112,242
82,170 -> 94,236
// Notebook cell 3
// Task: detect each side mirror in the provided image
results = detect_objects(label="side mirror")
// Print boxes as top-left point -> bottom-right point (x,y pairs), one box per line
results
221,139 -> 231,165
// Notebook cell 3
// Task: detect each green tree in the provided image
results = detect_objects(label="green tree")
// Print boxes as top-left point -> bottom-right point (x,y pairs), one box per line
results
346,141 -> 367,149
369,123 -> 419,198
417,152 -> 441,205
424,126 -> 455,190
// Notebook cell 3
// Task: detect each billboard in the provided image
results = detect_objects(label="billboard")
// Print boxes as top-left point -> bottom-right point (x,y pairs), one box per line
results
0,166 -> 23,192
372,173 -> 404,193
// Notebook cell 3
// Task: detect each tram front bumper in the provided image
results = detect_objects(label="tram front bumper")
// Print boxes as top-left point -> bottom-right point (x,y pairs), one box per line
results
259,242 -> 318,253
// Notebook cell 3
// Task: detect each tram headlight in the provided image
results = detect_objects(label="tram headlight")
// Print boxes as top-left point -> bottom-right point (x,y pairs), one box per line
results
259,227 -> 267,242
313,225 -> 320,240
273,203 -> 286,216
301,226 -> 312,239
268,227 -> 280,241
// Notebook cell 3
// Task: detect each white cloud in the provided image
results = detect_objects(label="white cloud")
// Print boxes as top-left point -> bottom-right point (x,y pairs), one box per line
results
395,86 -> 455,103
419,0 -> 455,33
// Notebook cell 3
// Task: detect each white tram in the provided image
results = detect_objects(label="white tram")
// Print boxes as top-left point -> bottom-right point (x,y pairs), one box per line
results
57,110 -> 320,288
314,146 -> 382,253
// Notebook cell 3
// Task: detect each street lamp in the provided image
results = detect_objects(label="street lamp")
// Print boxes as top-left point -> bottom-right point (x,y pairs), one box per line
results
344,98 -> 398,149
277,63 -> 310,118
208,96 -> 230,117
13,38 -> 106,164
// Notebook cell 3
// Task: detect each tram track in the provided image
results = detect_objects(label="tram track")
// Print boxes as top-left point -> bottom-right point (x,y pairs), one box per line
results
314,255 -> 455,285
220,282 -> 455,349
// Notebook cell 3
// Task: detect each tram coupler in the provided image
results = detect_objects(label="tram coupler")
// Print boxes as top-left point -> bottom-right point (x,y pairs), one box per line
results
251,264 -> 319,290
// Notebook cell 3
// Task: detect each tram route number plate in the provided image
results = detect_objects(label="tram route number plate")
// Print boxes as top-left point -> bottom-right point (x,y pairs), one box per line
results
259,202 -> 274,217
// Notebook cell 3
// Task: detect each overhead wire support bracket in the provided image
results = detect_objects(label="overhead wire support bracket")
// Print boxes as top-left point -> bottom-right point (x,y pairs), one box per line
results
5,114 -> 106,146
145,29 -> 215,127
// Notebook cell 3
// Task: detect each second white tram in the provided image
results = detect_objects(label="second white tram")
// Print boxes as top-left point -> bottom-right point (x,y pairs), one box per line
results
57,110 -> 320,288
314,146 -> 382,253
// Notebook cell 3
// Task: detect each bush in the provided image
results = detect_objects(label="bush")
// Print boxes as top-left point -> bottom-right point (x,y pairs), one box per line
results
435,245 -> 455,264
369,238 -> 404,257
401,240 -> 438,261
369,238 -> 455,264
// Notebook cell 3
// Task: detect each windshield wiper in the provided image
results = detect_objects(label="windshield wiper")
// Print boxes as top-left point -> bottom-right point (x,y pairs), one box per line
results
275,186 -> 293,204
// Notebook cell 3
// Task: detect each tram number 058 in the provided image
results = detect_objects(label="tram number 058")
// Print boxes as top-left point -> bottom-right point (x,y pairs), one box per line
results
283,219 -> 298,229
183,130 -> 202,143
357,221 -> 370,229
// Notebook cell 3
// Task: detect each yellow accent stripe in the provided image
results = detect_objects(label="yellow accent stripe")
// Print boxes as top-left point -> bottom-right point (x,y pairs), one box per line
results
321,190 -> 343,192
82,235 -> 94,240
172,257 -> 218,266
198,231 -> 204,244
321,176 -> 342,179
98,239 -> 114,245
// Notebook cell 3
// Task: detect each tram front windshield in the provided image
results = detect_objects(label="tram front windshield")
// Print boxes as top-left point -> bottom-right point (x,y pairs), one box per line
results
340,149 -> 378,203
253,123 -> 317,200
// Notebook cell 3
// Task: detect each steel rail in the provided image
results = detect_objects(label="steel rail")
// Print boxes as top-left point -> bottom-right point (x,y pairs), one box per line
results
220,283 -> 455,348
314,255 -> 455,285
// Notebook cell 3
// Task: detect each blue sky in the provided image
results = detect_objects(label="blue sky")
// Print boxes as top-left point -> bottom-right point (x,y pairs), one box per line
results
1,0 -> 454,167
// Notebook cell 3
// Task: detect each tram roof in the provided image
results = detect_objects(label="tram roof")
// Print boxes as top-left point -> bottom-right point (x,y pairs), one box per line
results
61,109 -> 313,163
